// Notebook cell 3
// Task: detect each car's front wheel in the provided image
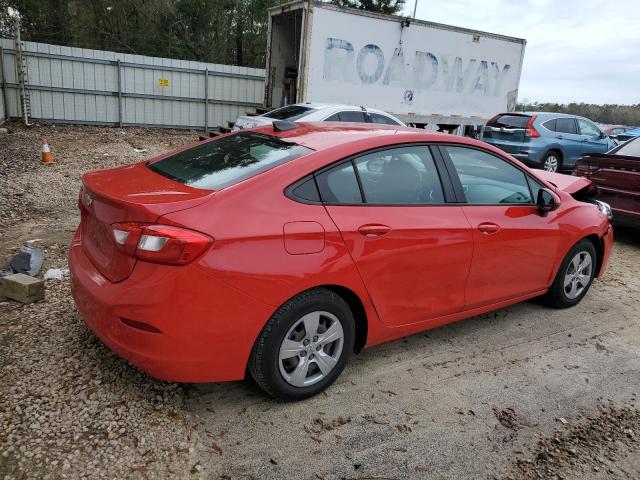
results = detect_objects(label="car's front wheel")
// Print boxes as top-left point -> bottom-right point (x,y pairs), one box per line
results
544,239 -> 597,308
249,288 -> 355,400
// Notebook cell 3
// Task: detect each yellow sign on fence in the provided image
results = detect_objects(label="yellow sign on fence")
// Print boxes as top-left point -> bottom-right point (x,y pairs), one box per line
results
159,79 -> 169,87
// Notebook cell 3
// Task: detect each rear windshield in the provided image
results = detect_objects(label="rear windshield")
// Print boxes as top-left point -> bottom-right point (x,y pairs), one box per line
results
614,137 -> 640,157
266,105 -> 316,121
148,132 -> 313,189
487,114 -> 531,129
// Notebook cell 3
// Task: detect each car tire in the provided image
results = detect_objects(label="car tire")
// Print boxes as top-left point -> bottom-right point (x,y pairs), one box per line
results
542,151 -> 562,172
544,239 -> 597,308
248,288 -> 355,400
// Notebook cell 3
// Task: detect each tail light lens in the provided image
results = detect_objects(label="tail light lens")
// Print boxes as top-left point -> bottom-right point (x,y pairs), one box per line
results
524,115 -> 540,138
112,223 -> 213,265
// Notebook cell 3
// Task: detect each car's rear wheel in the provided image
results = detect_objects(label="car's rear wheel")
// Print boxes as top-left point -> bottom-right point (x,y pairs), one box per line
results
544,239 -> 597,308
542,151 -> 562,172
249,288 -> 355,400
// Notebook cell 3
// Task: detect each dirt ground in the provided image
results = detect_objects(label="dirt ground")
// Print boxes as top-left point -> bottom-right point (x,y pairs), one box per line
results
1,121 -> 639,480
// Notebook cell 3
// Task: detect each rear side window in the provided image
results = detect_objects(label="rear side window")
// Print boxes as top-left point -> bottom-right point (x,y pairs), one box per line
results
555,118 -> 577,134
148,132 -> 312,190
487,114 -> 531,128
316,162 -> 363,204
325,111 -> 367,123
289,177 -> 321,202
266,105 -> 315,121
354,146 -> 444,204
542,119 -> 557,132
369,113 -> 401,126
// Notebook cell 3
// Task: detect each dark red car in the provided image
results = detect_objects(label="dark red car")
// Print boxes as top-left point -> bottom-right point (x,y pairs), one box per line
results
576,137 -> 640,228
69,122 -> 613,400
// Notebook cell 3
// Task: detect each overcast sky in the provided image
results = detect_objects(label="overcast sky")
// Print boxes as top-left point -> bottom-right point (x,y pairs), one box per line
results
407,0 -> 639,105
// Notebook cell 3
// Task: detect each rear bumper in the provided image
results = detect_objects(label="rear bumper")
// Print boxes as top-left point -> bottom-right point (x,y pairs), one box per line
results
68,228 -> 273,383
482,139 -> 546,166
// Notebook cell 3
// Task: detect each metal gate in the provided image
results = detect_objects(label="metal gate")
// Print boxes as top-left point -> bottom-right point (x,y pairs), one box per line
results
0,38 -> 266,130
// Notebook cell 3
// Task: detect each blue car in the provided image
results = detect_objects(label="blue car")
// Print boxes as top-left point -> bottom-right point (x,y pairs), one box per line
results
482,112 -> 616,172
613,127 -> 640,143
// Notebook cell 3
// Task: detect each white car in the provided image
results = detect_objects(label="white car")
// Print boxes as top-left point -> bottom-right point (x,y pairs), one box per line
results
233,103 -> 405,130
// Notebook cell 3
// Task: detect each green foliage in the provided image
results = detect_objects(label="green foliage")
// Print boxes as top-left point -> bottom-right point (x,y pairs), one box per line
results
4,0 -> 290,68
3,0 -> 408,67
518,102 -> 640,127
329,0 -> 406,14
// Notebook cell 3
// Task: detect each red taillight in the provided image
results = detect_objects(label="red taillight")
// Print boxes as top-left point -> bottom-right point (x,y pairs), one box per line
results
525,115 -> 540,138
112,223 -> 213,265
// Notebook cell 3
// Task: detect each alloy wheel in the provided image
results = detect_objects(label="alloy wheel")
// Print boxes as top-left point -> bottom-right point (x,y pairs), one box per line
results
563,251 -> 593,299
544,155 -> 559,172
278,311 -> 344,387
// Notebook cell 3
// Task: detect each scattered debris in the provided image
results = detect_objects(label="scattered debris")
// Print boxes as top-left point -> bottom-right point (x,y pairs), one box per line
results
211,442 -> 223,455
9,245 -> 44,276
133,148 -> 148,153
493,407 -> 519,430
0,273 -> 45,304
505,406 -> 640,480
43,268 -> 69,281
305,416 -> 351,435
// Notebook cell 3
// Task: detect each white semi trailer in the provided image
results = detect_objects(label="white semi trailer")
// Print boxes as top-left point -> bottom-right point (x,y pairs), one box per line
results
264,0 -> 526,133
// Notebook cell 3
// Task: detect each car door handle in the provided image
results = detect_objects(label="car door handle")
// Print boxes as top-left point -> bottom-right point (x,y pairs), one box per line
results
582,138 -> 589,142
477,222 -> 501,235
556,135 -> 564,139
358,224 -> 392,237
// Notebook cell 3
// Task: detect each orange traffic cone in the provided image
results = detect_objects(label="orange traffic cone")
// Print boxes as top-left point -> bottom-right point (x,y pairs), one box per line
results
41,139 -> 55,165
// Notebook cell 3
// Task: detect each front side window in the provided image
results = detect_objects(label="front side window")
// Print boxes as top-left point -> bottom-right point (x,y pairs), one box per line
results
369,113 -> 401,126
444,146 -> 532,204
148,132 -> 312,190
353,146 -> 444,204
578,119 -> 602,139
527,176 -> 546,202
555,118 -> 578,135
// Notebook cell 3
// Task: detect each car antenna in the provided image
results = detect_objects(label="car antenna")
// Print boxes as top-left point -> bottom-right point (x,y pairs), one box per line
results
273,120 -> 299,132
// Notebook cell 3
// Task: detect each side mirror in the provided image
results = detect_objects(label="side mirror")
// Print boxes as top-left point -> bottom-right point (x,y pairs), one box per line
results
537,188 -> 559,215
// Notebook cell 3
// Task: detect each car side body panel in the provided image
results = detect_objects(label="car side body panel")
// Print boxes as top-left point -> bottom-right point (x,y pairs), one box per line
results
69,123 -> 613,384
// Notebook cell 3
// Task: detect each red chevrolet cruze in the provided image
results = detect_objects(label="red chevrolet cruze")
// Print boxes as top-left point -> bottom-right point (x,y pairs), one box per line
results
69,122 -> 613,400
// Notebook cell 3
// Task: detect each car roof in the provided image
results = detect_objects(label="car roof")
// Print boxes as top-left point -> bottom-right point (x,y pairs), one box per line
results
521,111 -> 577,118
285,102 -> 396,116
248,122 -> 461,151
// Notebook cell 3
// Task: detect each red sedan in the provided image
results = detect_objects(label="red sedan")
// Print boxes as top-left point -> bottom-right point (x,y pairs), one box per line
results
69,122 -> 613,400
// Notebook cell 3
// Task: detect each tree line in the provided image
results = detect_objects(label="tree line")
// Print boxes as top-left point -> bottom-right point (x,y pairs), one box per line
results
519,103 -> 640,127
0,0 -> 405,68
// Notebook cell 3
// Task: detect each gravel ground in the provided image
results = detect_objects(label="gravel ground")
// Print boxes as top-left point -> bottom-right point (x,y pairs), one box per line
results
1,121 -> 639,480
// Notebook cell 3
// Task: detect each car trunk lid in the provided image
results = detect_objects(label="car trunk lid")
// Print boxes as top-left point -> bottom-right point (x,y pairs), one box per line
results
80,163 -> 214,282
